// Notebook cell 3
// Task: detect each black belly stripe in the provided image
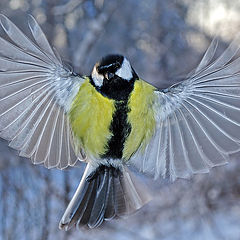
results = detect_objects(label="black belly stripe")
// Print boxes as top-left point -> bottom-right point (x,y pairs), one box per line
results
101,100 -> 131,159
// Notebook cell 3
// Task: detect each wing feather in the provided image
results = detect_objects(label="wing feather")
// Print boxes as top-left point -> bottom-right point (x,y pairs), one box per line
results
27,15 -> 57,61
0,37 -> 49,67
195,38 -> 218,74
20,95 -> 56,157
34,101 -> 59,164
44,106 -> 61,168
169,112 -> 191,179
0,85 -> 53,139
0,14 -> 56,64
0,82 -> 52,135
156,121 -> 168,178
0,15 -> 86,169
131,36 -> 240,180
174,110 -> 195,174
175,108 -> 208,176
57,110 -> 65,169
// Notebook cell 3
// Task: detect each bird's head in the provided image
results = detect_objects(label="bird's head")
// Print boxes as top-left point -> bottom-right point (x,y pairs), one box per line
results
90,54 -> 138,100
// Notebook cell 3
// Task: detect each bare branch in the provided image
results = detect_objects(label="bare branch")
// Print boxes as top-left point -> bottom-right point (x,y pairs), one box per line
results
73,2 -> 119,71
52,0 -> 85,16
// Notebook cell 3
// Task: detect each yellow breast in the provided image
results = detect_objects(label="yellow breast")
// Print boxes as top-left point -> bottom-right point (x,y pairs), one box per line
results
69,78 -> 156,160
69,78 -> 115,158
123,80 -> 156,160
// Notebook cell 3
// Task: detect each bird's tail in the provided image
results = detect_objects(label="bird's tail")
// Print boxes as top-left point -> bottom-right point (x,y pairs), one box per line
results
59,163 -> 151,230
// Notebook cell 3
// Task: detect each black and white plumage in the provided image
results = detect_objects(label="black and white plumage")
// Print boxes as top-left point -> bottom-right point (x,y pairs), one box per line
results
0,14 -> 240,230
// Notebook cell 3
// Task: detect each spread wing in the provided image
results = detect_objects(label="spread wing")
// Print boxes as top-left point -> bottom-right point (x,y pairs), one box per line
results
130,36 -> 240,181
0,15 -> 86,169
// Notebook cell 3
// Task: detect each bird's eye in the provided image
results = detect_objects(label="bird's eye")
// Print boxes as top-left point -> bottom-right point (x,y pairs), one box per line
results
115,62 -> 120,68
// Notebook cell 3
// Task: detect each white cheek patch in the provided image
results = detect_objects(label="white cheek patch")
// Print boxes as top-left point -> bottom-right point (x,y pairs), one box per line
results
115,58 -> 133,81
91,65 -> 104,87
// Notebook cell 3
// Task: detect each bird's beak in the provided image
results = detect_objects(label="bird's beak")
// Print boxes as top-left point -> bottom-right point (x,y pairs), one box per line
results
106,72 -> 114,80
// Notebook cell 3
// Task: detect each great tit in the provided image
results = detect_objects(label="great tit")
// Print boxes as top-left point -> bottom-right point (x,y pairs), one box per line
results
0,15 -> 240,230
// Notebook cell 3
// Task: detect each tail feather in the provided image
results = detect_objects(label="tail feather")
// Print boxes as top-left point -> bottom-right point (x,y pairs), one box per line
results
104,170 -> 115,220
72,182 -> 92,226
121,167 -> 149,210
114,172 -> 127,215
77,178 -> 97,226
88,169 -> 109,228
59,164 -> 93,230
59,163 -> 151,230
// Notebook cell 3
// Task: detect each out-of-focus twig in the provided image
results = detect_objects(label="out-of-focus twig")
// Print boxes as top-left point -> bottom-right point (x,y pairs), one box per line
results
52,0 -> 85,16
73,1 -> 119,71
73,13 -> 107,68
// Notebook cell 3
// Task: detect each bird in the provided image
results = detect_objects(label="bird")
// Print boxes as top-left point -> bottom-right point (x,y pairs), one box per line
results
0,14 -> 240,230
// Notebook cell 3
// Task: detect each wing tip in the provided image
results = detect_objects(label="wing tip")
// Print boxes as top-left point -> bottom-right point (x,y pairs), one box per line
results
0,14 -> 9,31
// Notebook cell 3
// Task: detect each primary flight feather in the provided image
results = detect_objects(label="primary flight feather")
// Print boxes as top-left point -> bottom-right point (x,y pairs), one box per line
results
0,15 -> 240,230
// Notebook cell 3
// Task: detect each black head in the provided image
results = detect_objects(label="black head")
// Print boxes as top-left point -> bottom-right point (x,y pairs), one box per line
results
90,54 -> 138,100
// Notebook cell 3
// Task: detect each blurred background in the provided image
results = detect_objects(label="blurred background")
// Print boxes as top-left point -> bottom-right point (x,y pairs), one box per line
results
1,0 -> 240,239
